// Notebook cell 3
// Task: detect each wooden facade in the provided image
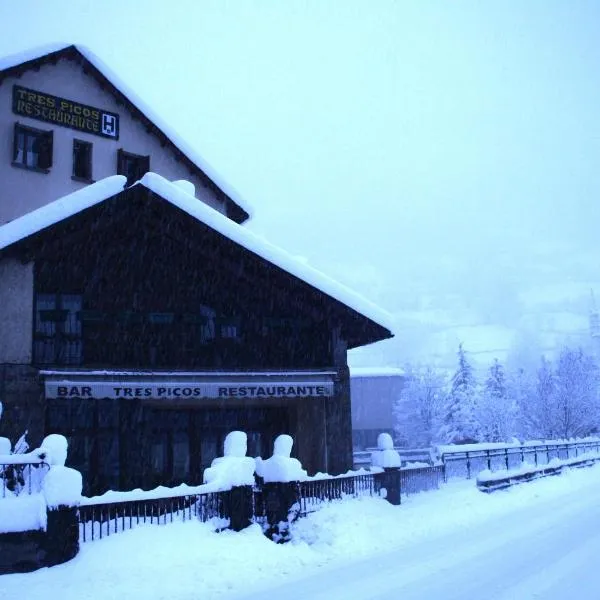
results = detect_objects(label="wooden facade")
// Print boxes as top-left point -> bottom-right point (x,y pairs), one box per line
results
1,185 -> 390,495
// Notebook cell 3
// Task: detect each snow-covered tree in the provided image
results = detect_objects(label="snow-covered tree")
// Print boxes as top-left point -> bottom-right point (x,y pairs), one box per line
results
515,347 -> 600,440
438,344 -> 479,444
552,347 -> 599,438
394,365 -> 446,446
476,359 -> 517,442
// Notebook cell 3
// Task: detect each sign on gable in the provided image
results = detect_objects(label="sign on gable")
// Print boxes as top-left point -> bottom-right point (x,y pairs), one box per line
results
13,85 -> 119,140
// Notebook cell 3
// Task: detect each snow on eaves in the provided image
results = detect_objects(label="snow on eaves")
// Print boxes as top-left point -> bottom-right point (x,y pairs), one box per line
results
0,176 -> 127,251
139,173 -> 395,333
0,43 -> 252,219
350,366 -> 405,378
0,42 -> 73,71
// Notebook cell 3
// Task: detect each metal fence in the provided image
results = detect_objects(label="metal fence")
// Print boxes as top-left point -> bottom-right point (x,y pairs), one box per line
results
400,465 -> 445,494
296,473 -> 380,516
78,491 -> 228,542
77,465 -> 445,542
0,461 -> 48,498
441,440 -> 600,480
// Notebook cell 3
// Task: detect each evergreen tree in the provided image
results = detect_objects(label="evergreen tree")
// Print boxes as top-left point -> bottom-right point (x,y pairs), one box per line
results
476,359 -> 516,442
438,344 -> 479,443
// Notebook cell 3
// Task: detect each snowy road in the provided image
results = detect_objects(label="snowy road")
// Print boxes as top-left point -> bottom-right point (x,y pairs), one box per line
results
234,475 -> 600,600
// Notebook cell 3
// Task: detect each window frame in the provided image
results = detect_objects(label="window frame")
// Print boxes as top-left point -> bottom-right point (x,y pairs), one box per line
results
33,293 -> 83,366
117,148 -> 150,185
72,138 -> 94,183
12,122 -> 53,173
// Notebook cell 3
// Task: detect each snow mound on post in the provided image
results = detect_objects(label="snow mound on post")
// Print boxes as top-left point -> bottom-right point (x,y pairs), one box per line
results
255,435 -> 308,483
203,431 -> 256,488
43,466 -> 82,508
371,433 -> 401,468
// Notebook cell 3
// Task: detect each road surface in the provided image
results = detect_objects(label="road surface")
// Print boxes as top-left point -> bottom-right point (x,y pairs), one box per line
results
234,476 -> 600,600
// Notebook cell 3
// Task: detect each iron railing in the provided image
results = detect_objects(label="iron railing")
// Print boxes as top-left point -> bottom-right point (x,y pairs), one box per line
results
296,473 -> 379,516
400,464 -> 445,494
441,439 -> 600,480
78,491 -> 227,542
0,461 -> 48,498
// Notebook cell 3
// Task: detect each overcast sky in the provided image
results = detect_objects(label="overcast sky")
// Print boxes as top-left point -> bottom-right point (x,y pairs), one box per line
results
2,1 -> 599,366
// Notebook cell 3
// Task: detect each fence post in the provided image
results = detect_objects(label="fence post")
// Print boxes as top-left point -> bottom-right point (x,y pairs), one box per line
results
376,467 -> 401,506
44,505 -> 79,567
504,449 -> 509,470
466,453 -> 472,479
226,485 -> 254,532
262,482 -> 300,542
486,450 -> 491,471
520,446 -> 524,464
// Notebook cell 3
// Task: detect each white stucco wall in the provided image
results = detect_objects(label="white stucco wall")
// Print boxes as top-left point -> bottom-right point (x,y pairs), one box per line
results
0,258 -> 33,363
0,57 -> 226,224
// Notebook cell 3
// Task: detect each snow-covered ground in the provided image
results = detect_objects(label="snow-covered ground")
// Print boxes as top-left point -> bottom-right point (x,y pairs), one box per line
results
2,464 -> 600,599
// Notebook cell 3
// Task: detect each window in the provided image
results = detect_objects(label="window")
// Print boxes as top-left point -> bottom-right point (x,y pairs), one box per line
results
117,149 -> 150,185
72,139 -> 93,181
12,123 -> 53,171
33,293 -> 82,365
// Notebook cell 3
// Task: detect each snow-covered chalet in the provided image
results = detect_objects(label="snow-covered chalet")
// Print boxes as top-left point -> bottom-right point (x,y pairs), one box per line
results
0,44 -> 393,495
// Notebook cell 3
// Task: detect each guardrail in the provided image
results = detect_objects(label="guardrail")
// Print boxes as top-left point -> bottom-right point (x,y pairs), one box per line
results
441,439 -> 600,480
476,454 -> 600,493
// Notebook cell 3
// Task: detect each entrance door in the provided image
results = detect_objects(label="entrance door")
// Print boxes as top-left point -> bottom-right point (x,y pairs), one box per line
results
148,410 -> 192,488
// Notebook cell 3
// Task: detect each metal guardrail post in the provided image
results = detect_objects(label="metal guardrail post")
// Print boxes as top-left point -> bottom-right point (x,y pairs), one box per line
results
466,453 -> 472,479
486,450 -> 491,471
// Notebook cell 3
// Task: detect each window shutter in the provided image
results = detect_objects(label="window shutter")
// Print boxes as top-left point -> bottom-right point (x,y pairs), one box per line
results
12,123 -> 19,162
117,148 -> 125,175
38,130 -> 53,169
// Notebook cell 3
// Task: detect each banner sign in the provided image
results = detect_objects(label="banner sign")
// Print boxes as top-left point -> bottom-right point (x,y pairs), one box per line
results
45,380 -> 334,400
13,85 -> 119,140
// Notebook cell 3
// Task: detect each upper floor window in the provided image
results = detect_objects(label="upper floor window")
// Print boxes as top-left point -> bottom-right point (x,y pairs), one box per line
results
117,149 -> 149,185
72,139 -> 93,182
12,123 -> 53,172
33,293 -> 83,366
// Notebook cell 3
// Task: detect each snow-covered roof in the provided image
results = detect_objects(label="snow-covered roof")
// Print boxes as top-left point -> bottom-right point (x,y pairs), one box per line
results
0,173 -> 395,335
350,367 -> 405,378
0,43 -> 251,222
0,176 -> 127,251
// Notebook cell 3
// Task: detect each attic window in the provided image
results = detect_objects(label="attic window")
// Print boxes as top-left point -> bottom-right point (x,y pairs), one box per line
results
72,139 -> 93,182
12,123 -> 53,172
117,149 -> 149,185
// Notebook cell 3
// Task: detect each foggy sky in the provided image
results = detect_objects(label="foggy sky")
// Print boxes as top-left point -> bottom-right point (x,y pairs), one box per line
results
2,1 -> 599,366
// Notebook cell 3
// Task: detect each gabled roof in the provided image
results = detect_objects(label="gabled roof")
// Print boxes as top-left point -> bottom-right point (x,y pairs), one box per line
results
0,43 -> 250,224
0,173 -> 395,342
